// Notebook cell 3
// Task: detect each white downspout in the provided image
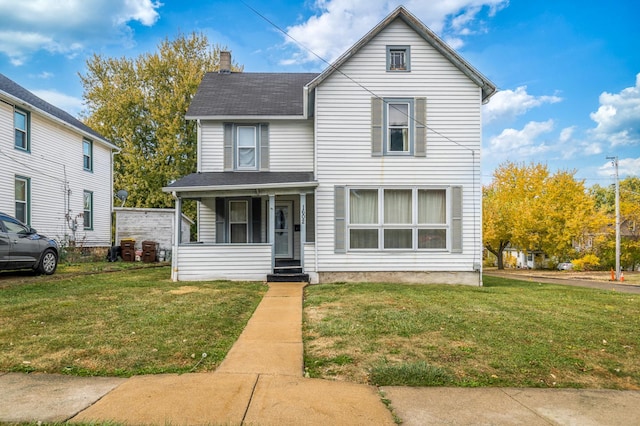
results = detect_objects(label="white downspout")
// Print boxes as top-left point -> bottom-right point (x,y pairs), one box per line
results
172,192 -> 181,282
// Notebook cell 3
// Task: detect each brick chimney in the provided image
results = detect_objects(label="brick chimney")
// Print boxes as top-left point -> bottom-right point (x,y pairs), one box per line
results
219,51 -> 231,74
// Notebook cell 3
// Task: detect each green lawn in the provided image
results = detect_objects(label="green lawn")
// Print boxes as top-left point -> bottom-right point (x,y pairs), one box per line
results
2,268 -> 638,390
0,267 -> 266,376
303,275 -> 640,389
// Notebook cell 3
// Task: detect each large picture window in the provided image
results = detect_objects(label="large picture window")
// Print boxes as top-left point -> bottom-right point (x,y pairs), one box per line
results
347,187 -> 449,251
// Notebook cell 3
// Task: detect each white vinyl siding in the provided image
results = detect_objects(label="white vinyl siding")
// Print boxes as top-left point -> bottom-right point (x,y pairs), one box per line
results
174,244 -> 272,281
315,19 -> 482,273
0,99 -> 113,246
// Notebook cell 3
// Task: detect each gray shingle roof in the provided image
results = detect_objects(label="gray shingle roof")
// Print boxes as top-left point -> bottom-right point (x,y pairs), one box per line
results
166,171 -> 316,190
0,73 -> 113,146
185,73 -> 319,118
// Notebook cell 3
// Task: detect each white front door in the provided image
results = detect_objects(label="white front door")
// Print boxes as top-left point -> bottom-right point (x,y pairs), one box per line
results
275,202 -> 293,258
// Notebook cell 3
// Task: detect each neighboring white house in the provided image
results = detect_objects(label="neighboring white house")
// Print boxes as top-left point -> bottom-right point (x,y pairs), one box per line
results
163,6 -> 496,285
0,73 -> 117,248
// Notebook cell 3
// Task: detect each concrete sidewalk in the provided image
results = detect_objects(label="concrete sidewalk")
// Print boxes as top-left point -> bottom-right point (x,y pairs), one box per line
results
2,282 -> 640,425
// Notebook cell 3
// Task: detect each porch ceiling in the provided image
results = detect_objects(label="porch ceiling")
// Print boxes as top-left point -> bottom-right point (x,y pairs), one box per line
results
162,171 -> 317,197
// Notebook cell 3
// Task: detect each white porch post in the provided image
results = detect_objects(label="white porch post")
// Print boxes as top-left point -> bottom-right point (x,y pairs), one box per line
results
172,194 -> 182,282
299,192 -> 306,269
268,194 -> 275,271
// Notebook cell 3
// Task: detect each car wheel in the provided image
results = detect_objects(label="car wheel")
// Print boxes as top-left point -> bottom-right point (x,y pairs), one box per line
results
37,249 -> 58,275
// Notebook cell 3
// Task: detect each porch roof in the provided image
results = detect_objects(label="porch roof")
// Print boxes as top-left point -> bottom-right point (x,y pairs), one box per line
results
163,171 -> 317,196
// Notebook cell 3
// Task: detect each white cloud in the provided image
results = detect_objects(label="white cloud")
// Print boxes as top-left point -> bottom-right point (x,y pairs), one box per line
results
0,0 -> 161,65
589,73 -> 640,147
283,0 -> 509,65
559,126 -> 575,143
483,86 -> 562,123
598,157 -> 640,177
487,119 -> 554,157
32,89 -> 84,118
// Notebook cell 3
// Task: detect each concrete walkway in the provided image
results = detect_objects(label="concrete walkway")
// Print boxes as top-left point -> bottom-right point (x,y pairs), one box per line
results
72,282 -> 394,425
1,281 -> 640,425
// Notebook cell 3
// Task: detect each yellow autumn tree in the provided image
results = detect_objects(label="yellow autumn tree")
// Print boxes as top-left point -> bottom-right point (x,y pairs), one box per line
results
484,161 -> 604,269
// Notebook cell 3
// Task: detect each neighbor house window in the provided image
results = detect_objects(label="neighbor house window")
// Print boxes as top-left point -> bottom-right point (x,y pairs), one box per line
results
83,191 -> 93,229
347,187 -> 449,251
14,108 -> 29,151
83,139 -> 93,171
228,200 -> 248,243
387,46 -> 410,71
15,176 -> 30,225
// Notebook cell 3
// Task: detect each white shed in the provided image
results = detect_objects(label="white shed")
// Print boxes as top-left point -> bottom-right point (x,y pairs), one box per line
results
114,208 -> 192,253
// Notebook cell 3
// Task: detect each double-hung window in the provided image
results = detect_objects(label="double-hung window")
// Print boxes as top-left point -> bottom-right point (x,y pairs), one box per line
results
386,101 -> 412,153
83,191 -> 93,230
83,139 -> 93,171
236,126 -> 257,169
15,176 -> 30,225
223,123 -> 269,171
228,200 -> 248,243
371,97 -> 426,157
14,108 -> 29,151
344,187 -> 453,251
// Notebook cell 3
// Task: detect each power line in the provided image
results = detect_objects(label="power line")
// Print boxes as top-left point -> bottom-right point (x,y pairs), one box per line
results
240,0 -> 477,153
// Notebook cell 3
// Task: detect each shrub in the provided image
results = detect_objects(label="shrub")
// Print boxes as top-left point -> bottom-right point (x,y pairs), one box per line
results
572,254 -> 601,271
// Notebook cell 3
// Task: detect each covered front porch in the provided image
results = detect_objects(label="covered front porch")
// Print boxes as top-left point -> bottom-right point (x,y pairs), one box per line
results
163,172 -> 317,282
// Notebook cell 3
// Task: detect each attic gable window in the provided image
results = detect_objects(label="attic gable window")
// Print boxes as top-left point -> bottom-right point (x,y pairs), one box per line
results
387,46 -> 410,71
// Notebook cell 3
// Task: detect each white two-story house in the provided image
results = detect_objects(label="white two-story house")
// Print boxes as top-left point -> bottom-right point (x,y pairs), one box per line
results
164,6 -> 496,285
0,73 -> 117,249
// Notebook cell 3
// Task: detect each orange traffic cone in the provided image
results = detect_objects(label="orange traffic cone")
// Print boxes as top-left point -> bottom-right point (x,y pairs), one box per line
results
621,272 -> 625,282
611,268 -> 615,281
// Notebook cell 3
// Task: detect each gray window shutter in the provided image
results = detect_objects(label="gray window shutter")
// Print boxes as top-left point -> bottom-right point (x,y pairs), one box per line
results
215,197 -> 226,243
414,97 -> 426,157
260,124 -> 269,170
371,97 -> 383,156
334,186 -> 346,253
451,186 -> 463,253
223,123 -> 233,171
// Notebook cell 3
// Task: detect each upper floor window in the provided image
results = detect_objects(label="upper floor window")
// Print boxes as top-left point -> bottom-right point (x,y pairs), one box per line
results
83,190 -> 93,230
386,101 -> 412,153
223,123 -> 270,171
387,46 -> 410,71
15,176 -> 30,225
236,126 -> 257,169
371,97 -> 426,157
14,108 -> 29,151
83,139 -> 93,171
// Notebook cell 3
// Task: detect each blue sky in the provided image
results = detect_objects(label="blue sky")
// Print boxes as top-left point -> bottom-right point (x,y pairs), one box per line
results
1,0 -> 638,186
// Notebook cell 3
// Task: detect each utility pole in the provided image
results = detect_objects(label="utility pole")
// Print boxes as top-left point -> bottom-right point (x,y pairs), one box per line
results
607,156 -> 621,280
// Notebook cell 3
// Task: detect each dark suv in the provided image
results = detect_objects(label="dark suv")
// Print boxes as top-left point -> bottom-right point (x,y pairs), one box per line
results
0,212 -> 59,275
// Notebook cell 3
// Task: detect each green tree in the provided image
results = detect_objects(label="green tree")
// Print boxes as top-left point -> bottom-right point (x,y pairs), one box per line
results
80,32 -> 242,222
483,161 -> 604,269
